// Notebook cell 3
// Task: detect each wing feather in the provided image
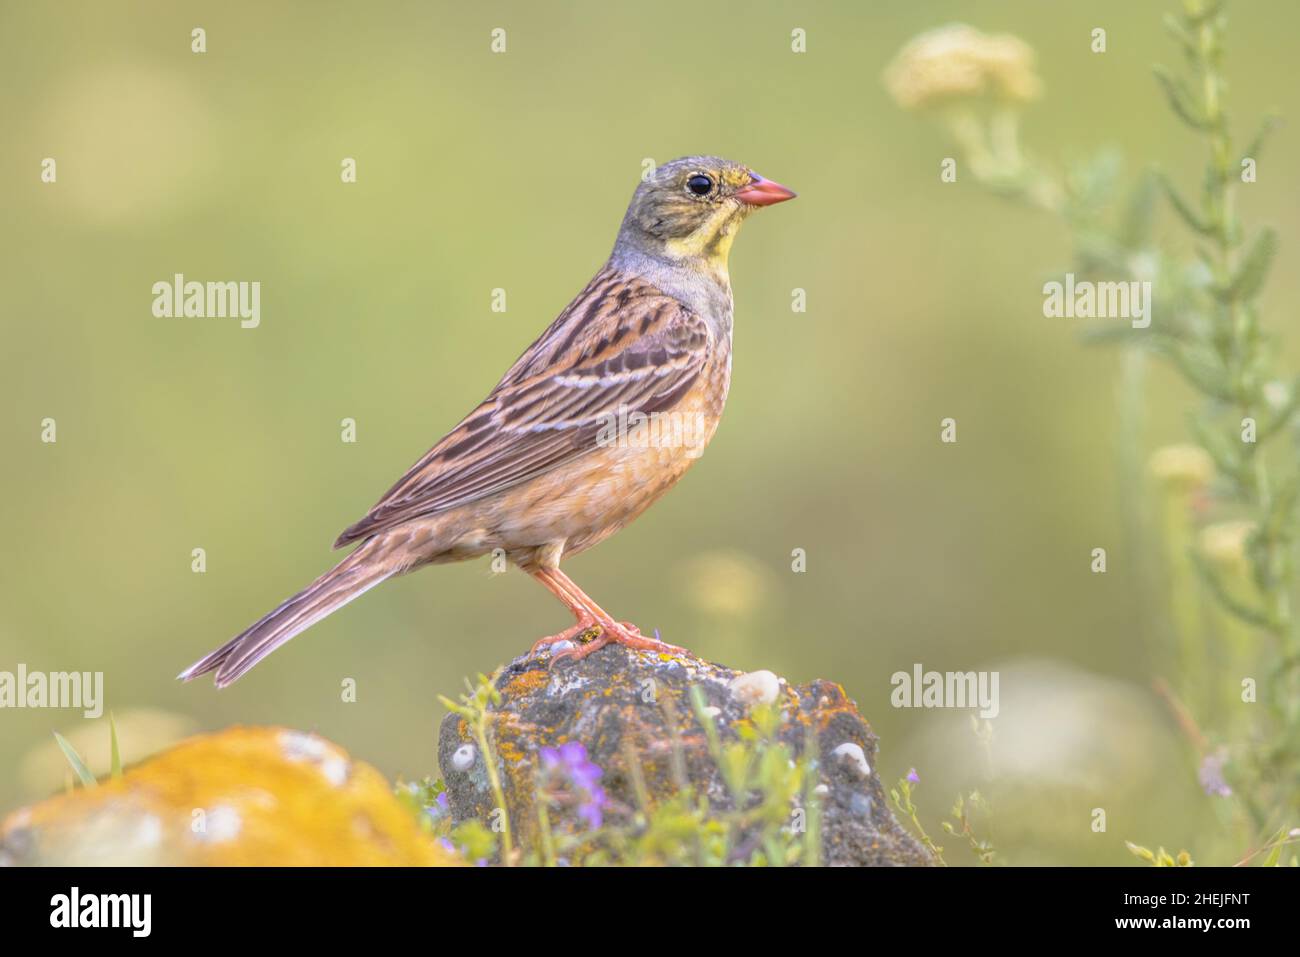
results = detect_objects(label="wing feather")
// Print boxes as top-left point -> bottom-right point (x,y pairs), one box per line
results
333,269 -> 711,547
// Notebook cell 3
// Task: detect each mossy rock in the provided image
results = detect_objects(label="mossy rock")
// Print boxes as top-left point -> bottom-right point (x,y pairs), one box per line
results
438,644 -> 933,866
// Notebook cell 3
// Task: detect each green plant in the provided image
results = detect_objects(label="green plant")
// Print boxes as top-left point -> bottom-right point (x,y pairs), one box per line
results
888,0 -> 1298,863
943,790 -> 998,866
1125,841 -> 1195,867
51,715 -> 123,791
890,770 -> 946,865
892,726 -> 1000,867
437,673 -> 512,863
53,732 -> 96,790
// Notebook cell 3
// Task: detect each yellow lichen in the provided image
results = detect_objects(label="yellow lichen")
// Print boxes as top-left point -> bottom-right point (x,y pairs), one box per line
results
496,739 -> 525,764
503,670 -> 550,698
0,726 -> 461,866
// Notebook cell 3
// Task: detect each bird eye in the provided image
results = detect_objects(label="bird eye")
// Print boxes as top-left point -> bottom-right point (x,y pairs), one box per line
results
686,174 -> 714,197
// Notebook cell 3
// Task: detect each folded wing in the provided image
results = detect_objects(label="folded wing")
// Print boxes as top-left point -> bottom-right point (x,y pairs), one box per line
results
334,270 -> 711,548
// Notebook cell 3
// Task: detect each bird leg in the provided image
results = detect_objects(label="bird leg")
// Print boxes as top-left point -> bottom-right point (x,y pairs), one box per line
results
527,565 -> 605,654
529,566 -> 686,662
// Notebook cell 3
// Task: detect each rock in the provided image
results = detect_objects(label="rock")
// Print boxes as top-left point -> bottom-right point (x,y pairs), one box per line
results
438,644 -> 933,866
0,726 -> 459,866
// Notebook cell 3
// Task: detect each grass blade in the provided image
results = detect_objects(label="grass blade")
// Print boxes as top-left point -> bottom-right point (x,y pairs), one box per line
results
109,712 -> 122,779
53,732 -> 97,789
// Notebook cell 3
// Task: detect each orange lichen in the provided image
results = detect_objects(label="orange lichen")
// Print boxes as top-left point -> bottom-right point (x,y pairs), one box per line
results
814,700 -> 861,730
503,669 -> 551,698
496,739 -> 526,764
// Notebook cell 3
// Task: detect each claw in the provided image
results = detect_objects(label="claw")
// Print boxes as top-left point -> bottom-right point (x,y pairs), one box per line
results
549,621 -> 687,664
530,618 -> 600,656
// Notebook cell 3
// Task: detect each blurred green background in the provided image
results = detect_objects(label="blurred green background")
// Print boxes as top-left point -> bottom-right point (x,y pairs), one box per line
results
2,1 -> 1298,865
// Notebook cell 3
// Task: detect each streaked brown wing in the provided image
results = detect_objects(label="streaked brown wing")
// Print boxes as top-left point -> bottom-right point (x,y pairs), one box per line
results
333,269 -> 711,548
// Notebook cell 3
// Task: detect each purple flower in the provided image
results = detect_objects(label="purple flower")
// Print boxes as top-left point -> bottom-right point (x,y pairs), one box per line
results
424,789 -> 451,824
1198,750 -> 1232,797
539,741 -> 608,830
576,794 -> 606,830
906,768 -> 920,784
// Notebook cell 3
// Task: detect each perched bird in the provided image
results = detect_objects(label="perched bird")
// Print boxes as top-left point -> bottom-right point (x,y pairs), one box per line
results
181,156 -> 795,687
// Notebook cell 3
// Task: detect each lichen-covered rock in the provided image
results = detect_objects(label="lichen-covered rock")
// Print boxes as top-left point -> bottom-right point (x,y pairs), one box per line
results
438,644 -> 933,866
0,726 -> 459,866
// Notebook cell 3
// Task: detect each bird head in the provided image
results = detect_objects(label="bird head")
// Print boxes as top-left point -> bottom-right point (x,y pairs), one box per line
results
616,156 -> 796,271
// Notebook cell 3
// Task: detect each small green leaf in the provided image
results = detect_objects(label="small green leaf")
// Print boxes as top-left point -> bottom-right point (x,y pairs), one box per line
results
1219,228 -> 1278,302
1170,344 -> 1236,403
1153,66 -> 1209,129
1258,377 -> 1300,444
1155,170 -> 1214,236
1189,551 -> 1278,629
437,694 -> 471,718
1161,13 -> 1197,53
1270,477 -> 1300,529
1243,114 -> 1280,162
1185,412 -> 1242,479
1119,170 -> 1160,250
109,711 -> 122,780
450,819 -> 497,861
53,732 -> 97,789
1262,826 -> 1290,867
1125,840 -> 1156,863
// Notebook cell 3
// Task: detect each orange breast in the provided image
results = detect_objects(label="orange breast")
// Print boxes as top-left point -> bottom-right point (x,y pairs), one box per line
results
443,336 -> 733,562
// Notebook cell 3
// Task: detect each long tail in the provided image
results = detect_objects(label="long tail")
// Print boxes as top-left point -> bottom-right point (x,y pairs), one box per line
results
179,540 -> 398,688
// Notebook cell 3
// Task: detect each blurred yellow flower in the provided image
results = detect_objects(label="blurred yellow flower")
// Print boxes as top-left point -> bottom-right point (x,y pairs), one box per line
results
1148,444 -> 1215,490
1198,520 -> 1256,571
884,24 -> 1042,111
676,549 -> 771,620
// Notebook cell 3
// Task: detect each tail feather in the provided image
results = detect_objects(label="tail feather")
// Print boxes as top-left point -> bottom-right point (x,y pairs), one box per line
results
180,544 -> 396,688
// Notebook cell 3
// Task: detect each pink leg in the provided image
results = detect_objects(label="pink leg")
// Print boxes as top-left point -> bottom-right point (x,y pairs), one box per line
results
528,567 -> 601,653
529,566 -> 687,663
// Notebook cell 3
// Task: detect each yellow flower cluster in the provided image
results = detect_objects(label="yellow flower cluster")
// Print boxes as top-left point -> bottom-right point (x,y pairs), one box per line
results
885,24 -> 1042,111
1199,520 -> 1256,572
1148,444 -> 1215,490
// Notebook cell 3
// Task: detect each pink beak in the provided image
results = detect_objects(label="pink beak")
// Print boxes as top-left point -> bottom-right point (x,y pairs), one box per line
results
734,173 -> 797,207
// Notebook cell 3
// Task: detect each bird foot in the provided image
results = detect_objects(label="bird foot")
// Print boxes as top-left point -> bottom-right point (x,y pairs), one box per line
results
549,621 -> 687,665
530,619 -> 601,656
